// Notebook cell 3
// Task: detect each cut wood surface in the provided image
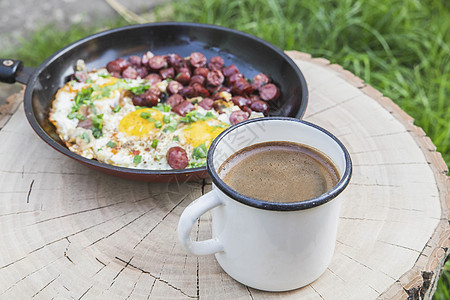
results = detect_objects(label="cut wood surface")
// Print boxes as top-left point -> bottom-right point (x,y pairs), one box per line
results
0,51 -> 448,299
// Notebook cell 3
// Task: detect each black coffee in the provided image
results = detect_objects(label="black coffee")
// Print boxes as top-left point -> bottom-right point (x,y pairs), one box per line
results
218,141 -> 340,203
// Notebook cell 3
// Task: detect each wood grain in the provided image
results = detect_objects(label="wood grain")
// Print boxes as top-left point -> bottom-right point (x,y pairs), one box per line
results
0,51 -> 448,299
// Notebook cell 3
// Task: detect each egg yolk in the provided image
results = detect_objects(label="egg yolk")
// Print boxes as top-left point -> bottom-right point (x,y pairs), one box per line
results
119,108 -> 164,137
182,120 -> 229,148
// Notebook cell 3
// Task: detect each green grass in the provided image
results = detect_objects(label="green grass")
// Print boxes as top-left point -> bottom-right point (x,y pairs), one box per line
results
1,0 -> 448,296
165,0 -> 450,170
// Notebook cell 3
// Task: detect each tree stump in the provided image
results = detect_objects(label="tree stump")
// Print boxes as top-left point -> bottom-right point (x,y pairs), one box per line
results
0,51 -> 448,299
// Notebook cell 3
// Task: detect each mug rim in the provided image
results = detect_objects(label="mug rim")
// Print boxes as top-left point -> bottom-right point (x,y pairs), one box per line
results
207,117 -> 352,211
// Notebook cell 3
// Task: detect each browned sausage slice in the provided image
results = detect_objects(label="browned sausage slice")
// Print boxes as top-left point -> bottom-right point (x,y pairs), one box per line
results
149,55 -> 167,70
229,110 -> 249,124
167,80 -> 184,94
206,70 -> 225,86
252,73 -> 270,90
122,66 -> 138,79
208,56 -> 224,71
166,146 -> 189,169
106,58 -> 130,73
166,94 -> 184,108
250,100 -> 269,114
145,73 -> 162,85
172,101 -> 195,116
198,97 -> 214,110
159,67 -> 175,79
231,96 -> 251,108
175,68 -> 191,85
194,67 -> 209,78
259,83 -> 280,101
190,52 -> 207,68
222,64 -> 239,77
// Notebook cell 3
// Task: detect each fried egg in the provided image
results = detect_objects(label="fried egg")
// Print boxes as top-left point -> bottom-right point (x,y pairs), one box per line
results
49,67 -> 264,170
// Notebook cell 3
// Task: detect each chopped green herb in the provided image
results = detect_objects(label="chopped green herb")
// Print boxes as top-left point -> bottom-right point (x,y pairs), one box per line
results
154,121 -> 162,128
192,143 -> 208,160
154,103 -> 171,112
106,141 -> 116,148
173,136 -> 179,141
163,114 -> 171,123
129,84 -> 150,95
113,105 -> 121,113
92,114 -> 104,130
133,155 -> 142,164
80,132 -> 90,143
67,112 -> 85,120
71,87 -> 94,113
91,127 -> 102,139
140,112 -> 152,119
99,73 -> 111,78
188,161 -> 206,168
151,139 -> 159,148
180,110 -> 215,123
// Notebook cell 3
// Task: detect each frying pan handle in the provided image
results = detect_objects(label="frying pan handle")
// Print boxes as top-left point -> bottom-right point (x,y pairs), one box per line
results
0,59 -> 33,84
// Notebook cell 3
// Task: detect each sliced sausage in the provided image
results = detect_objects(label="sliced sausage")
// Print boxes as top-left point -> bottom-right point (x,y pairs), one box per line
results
227,73 -> 244,86
167,53 -> 184,67
192,83 -> 210,98
106,58 -> 130,73
122,66 -> 138,79
145,73 -> 162,85
231,96 -> 251,108
166,146 -> 189,169
250,100 -> 269,114
208,56 -> 224,71
132,86 -> 160,107
231,77 -> 254,95
194,67 -> 209,78
135,66 -> 148,78
229,110 -> 249,125
197,97 -> 214,110
206,70 -> 225,86
128,55 -> 142,67
259,83 -> 280,101
175,67 -> 191,85
77,118 -> 93,129
141,51 -> 154,67
167,80 -> 183,94
166,94 -> 184,108
179,86 -> 195,98
148,55 -> 167,70
190,52 -> 207,68
172,101 -> 195,116
252,73 -> 270,90
159,67 -> 175,79
189,75 -> 206,86
222,64 -> 239,77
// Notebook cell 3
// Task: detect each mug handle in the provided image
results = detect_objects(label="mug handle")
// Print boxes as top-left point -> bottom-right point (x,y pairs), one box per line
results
177,190 -> 224,255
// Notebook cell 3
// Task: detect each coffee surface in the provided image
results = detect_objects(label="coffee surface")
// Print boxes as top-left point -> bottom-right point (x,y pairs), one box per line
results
218,141 -> 340,203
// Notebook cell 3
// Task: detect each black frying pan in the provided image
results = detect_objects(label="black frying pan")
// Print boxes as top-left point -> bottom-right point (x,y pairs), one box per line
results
0,22 -> 308,182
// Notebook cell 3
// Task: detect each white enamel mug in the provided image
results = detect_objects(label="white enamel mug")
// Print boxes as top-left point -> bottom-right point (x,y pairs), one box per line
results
177,117 -> 352,291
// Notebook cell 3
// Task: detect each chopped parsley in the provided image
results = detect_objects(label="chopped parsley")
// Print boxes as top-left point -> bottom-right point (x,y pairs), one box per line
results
192,143 -> 208,160
180,110 -> 215,124
133,155 -> 142,164
113,105 -> 121,113
106,141 -> 116,148
91,114 -> 104,139
79,132 -> 90,143
153,103 -> 171,112
151,139 -> 158,148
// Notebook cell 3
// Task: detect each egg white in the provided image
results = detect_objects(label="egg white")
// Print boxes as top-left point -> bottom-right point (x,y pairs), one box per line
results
48,68 -> 264,170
